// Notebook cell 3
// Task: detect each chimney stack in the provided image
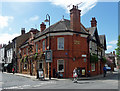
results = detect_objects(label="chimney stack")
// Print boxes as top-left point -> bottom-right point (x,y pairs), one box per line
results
91,17 -> 97,27
40,22 -> 46,32
8,41 -> 10,44
70,5 -> 81,32
21,28 -> 25,35
113,51 -> 115,55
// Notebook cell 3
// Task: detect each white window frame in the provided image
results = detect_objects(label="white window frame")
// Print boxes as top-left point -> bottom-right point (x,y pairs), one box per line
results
91,63 -> 95,71
42,40 -> 45,51
57,59 -> 64,72
57,37 -> 64,50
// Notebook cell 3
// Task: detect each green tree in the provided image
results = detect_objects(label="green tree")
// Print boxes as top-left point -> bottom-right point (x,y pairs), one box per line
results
115,35 -> 120,60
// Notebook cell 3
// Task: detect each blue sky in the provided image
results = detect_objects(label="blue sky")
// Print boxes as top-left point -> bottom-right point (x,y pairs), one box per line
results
0,1 -> 118,53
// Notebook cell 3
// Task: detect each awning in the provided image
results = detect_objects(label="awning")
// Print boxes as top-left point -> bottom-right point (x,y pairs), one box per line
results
4,64 -> 8,67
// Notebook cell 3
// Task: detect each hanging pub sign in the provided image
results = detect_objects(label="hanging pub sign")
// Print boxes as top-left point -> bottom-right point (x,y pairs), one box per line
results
45,50 -> 52,62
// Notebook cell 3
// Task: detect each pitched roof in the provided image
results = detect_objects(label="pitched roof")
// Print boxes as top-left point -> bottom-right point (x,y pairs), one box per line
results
86,27 -> 96,36
35,19 -> 88,38
5,42 -> 13,50
99,35 -> 107,50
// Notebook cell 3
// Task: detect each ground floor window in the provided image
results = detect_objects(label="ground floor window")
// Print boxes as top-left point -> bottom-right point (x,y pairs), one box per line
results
57,59 -> 64,72
91,63 -> 95,71
38,61 -> 43,69
24,63 -> 27,70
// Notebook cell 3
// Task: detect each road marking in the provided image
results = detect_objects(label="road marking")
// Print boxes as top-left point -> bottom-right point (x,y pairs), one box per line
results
3,81 -> 56,89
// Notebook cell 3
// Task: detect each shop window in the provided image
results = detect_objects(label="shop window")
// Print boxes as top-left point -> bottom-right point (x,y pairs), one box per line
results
57,59 -> 64,72
57,37 -> 64,50
38,61 -> 43,69
91,63 -> 95,71
24,63 -> 27,70
39,63 -> 43,69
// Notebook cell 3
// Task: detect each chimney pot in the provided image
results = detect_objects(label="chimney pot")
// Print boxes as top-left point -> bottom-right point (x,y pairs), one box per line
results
91,17 -> 97,27
40,22 -> 46,32
113,51 -> 115,55
21,28 -> 25,35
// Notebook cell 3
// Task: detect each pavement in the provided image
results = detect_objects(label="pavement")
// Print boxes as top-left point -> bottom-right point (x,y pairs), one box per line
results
3,70 -> 118,81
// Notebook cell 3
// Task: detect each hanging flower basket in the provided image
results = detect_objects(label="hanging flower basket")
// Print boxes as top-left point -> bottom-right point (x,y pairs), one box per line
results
34,53 -> 38,60
39,52 -> 44,59
90,54 -> 98,63
102,57 -> 107,63
20,56 -> 24,62
24,56 -> 28,63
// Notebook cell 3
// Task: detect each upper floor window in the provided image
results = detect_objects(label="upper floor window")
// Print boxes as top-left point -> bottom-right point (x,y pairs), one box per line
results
43,40 -> 45,51
36,44 -> 38,53
23,50 -> 24,55
57,37 -> 64,50
26,48 -> 28,55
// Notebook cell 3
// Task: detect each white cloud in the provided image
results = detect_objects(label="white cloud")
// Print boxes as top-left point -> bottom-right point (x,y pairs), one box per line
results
49,0 -> 98,16
107,45 -> 113,49
2,0 -> 119,2
0,33 -> 19,44
108,40 -> 117,45
0,16 -> 14,29
8,27 -> 12,31
29,16 -> 39,21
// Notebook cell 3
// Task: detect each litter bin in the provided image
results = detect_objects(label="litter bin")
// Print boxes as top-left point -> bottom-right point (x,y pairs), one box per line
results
37,69 -> 44,80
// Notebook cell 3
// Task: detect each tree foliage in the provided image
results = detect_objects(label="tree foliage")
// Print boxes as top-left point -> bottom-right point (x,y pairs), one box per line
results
115,35 -> 120,60
102,57 -> 107,63
90,54 -> 98,63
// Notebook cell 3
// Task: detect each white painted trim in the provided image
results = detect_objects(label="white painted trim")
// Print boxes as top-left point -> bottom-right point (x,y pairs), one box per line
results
80,34 -> 88,38
34,32 -> 73,43
34,32 -> 88,43
82,55 -> 86,57
34,36 -> 46,43
21,44 -> 28,48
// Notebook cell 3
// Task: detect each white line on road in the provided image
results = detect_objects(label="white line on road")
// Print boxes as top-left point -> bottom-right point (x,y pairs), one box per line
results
3,81 -> 56,89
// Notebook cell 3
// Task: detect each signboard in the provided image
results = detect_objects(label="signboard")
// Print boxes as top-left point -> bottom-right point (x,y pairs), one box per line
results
82,69 -> 85,76
82,55 -> 86,57
38,70 -> 44,78
45,50 -> 52,62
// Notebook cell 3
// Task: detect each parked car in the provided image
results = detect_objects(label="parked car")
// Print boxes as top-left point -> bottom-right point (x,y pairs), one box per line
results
106,66 -> 111,71
105,64 -> 111,71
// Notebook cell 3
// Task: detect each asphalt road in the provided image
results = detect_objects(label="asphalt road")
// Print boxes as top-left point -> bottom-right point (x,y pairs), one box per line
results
1,71 -> 119,89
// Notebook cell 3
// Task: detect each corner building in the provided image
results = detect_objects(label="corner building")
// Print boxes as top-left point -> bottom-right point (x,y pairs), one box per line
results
19,5 -> 106,78
33,5 -> 89,78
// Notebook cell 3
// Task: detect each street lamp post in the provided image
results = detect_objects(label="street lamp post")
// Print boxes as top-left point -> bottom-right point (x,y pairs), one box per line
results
45,14 -> 51,80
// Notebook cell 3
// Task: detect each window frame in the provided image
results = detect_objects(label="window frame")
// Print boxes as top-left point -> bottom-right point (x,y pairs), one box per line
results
36,44 -> 38,53
42,40 -> 45,51
26,48 -> 28,55
37,61 -> 43,69
23,63 -> 27,70
57,59 -> 64,72
57,37 -> 64,50
91,63 -> 95,71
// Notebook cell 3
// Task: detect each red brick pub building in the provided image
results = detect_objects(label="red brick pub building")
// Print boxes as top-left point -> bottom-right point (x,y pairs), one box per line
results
19,5 -> 106,78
